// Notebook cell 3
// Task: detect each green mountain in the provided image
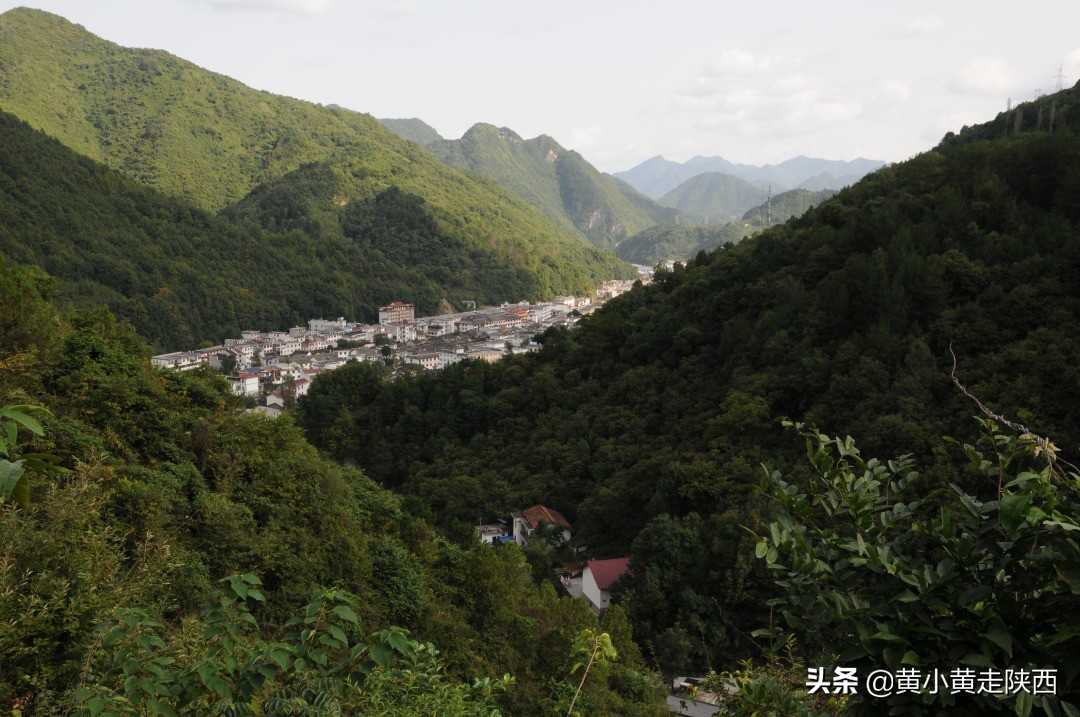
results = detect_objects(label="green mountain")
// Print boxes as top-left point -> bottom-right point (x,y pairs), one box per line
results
377,116 -> 444,146
740,187 -> 837,225
425,123 -> 670,250
619,188 -> 837,264
0,264 -> 668,717
296,83 -> 1080,684
0,110 -> 628,350
615,223 -> 750,265
615,153 -> 885,199
658,171 -> 766,223
0,9 -> 634,349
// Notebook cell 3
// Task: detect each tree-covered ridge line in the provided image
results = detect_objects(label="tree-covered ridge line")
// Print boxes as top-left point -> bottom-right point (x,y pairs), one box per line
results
613,153 -> 885,200
0,109 -> 632,352
0,7 -> 637,333
616,188 -> 837,264
296,80 -> 1080,686
423,123 -> 676,250
657,171 -> 766,224
0,261 -> 670,716
615,222 -> 750,264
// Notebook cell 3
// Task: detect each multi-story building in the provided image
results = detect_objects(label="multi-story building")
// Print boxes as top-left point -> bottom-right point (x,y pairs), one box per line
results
379,301 -> 415,325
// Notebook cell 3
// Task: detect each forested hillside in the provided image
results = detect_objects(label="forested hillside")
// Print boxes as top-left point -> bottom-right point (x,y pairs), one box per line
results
741,187 -> 837,224
616,222 -> 749,264
297,83 -> 1080,696
658,171 -> 765,223
376,116 -> 445,146
0,262 -> 669,716
617,188 -> 837,264
426,123 -> 671,249
0,111 -> 630,351
0,7 -> 635,328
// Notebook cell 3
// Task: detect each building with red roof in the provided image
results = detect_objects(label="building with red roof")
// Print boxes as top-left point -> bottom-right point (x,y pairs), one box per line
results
582,557 -> 630,612
511,504 -> 572,547
378,301 -> 415,325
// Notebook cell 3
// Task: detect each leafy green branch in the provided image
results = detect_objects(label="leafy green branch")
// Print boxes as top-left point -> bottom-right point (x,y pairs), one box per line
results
752,418 -> 1080,715
74,575 -> 512,716
0,404 -> 66,508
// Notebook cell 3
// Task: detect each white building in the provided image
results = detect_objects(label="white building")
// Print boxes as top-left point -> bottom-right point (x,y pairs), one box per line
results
309,317 -> 347,332
581,557 -> 630,612
511,505 -> 572,547
405,353 -> 441,371
229,372 -> 260,397
150,351 -> 202,371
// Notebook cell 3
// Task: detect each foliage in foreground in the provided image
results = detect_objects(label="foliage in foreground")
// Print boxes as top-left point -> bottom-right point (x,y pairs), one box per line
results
298,85 -> 1080,678
752,419 -> 1080,715
0,262 -> 667,716
75,574 -> 511,717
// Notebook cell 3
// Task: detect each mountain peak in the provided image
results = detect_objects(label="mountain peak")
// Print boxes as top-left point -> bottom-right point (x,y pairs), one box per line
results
497,126 -> 523,143
0,6 -> 86,32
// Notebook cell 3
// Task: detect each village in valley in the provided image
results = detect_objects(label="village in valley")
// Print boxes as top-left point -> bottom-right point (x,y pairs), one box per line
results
151,281 -> 645,608
150,278 -> 645,418
149,277 -> 728,713
151,281 -> 644,616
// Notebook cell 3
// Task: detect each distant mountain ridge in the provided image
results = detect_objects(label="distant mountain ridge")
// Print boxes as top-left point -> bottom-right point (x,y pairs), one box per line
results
617,186 -> 838,265
658,172 -> 764,224
615,154 -> 885,199
376,117 -> 444,146
0,8 -> 635,348
412,122 -> 674,250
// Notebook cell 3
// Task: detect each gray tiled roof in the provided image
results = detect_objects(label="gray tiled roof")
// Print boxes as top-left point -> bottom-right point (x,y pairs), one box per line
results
665,695 -> 721,717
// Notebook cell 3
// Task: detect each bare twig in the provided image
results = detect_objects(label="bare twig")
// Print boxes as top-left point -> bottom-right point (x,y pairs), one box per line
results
949,343 -> 1080,480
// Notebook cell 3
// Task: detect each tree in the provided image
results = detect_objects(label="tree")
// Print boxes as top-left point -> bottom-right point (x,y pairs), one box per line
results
75,574 -> 513,716
563,629 -> 618,717
0,404 -> 65,508
218,354 -> 237,375
281,375 -> 297,411
753,419 -> 1080,715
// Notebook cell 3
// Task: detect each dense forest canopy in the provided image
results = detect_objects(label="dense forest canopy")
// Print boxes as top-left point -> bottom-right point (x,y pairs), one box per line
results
2,4 -> 1080,711
0,262 -> 669,716
297,82 -> 1080,699
0,110 -> 630,352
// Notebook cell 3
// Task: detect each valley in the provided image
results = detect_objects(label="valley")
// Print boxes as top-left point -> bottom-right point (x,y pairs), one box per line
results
1,5 -> 1079,716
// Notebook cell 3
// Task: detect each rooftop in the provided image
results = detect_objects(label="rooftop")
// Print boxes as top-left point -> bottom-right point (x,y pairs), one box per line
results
586,557 -> 630,590
521,504 -> 572,531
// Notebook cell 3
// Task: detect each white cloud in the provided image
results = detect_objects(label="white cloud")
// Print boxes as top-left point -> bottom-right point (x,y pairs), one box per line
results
568,125 -> 603,151
675,51 -> 863,140
921,110 -> 988,144
1064,48 -> 1080,87
196,0 -> 332,13
904,14 -> 944,36
703,49 -> 783,77
381,0 -> 420,17
947,58 -> 1022,96
882,80 -> 913,103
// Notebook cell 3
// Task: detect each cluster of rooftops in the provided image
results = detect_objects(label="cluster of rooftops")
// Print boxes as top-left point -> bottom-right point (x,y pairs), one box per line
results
149,295 -> 617,378
476,504 -> 631,615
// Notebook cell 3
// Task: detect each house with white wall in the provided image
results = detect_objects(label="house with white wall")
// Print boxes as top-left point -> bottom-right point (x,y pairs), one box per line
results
512,505 -> 572,547
581,557 -> 630,612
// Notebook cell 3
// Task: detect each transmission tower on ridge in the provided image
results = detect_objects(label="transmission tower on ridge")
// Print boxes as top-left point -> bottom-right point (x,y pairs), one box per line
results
1056,64 -> 1065,93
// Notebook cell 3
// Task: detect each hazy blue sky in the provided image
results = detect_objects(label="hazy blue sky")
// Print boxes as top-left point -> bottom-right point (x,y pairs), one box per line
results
3,0 -> 1079,171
